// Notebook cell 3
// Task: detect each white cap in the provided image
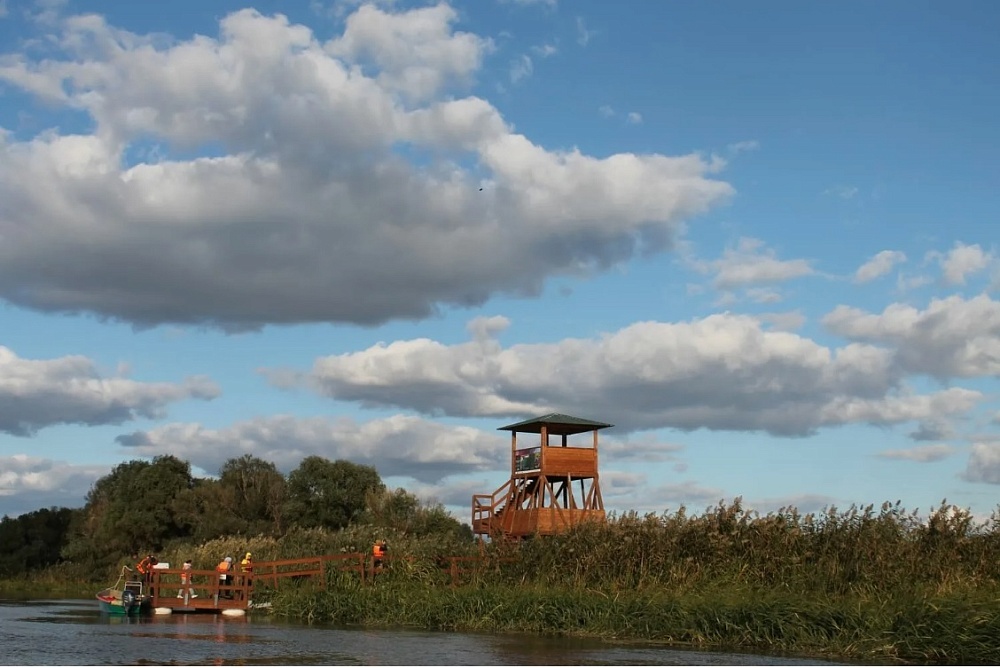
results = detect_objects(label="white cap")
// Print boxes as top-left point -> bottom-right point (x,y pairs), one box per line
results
224,556 -> 233,562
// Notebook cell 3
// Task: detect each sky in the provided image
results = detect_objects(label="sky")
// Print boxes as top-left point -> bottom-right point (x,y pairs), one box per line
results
0,0 -> 999,523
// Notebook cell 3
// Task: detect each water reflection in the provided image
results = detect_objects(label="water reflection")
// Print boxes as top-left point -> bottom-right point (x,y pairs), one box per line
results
0,599 -> 844,666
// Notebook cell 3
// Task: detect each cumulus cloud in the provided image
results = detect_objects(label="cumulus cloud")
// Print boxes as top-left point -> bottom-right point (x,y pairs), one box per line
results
626,112 -> 642,125
276,313 -> 982,436
0,346 -> 218,436
601,434 -> 684,463
0,455 -> 108,517
854,250 -> 907,284
908,419 -> 955,442
116,414 -> 506,483
757,311 -> 806,332
823,294 -> 1000,379
0,5 -> 731,331
931,242 -> 994,286
696,237 -> 815,290
962,443 -> 1000,484
877,444 -> 957,462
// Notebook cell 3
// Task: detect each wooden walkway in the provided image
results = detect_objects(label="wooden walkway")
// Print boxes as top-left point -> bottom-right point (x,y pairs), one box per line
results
147,553 -> 501,613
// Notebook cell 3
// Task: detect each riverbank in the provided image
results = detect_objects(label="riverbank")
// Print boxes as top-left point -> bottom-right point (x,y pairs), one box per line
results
7,498 -> 1000,664
268,580 -> 1000,664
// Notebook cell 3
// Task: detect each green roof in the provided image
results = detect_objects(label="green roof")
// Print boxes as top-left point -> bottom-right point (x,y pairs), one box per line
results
498,413 -> 613,435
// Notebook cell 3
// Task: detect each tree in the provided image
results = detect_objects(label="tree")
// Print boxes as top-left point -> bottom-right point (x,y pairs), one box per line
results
218,455 -> 286,535
284,457 -> 384,530
0,507 -> 76,577
63,455 -> 195,568
362,487 -> 473,540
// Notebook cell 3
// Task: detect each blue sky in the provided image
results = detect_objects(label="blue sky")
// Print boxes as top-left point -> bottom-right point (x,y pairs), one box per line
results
1,0 -> 999,522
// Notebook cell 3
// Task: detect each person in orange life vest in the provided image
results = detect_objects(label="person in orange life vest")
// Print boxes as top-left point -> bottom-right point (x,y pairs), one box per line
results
372,540 -> 387,568
177,559 -> 197,599
216,556 -> 233,598
136,554 -> 158,593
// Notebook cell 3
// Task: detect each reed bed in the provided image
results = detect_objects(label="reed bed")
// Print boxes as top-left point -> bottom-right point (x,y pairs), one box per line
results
265,499 -> 1000,664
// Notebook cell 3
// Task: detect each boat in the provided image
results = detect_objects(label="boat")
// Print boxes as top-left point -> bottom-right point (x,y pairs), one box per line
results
96,566 -> 152,616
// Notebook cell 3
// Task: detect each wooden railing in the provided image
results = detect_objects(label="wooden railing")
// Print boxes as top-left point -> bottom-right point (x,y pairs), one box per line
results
473,478 -> 512,535
253,553 -> 365,589
145,552 -> 519,609
148,568 -> 253,610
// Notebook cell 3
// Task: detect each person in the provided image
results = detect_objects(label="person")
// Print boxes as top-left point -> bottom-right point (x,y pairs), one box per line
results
239,552 -> 253,600
177,559 -> 197,599
136,554 -> 158,595
372,540 -> 387,569
216,556 -> 233,598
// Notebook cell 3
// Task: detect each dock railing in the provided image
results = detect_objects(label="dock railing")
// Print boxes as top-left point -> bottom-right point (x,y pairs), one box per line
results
149,567 -> 252,610
146,552 -> 519,609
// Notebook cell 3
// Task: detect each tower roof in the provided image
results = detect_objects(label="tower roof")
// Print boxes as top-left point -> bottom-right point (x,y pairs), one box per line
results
498,413 -> 613,436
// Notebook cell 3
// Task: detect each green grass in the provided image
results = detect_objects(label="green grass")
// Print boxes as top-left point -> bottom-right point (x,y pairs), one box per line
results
266,579 -> 1000,664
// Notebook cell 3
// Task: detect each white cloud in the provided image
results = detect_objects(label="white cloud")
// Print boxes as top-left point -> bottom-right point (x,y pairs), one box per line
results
0,0 -> 9,19
962,443 -> 1000,484
325,4 -> 493,102
277,313 -> 982,437
757,311 -> 806,332
0,455 -> 109,516
824,185 -> 859,199
116,414 -> 506,483
746,287 -> 784,304
823,294 -> 1000,379
854,250 -> 907,284
696,237 -> 815,290
0,345 -> 218,436
530,43 -> 557,57
575,16 -> 596,46
500,0 -> 557,6
877,444 -> 957,462
896,272 -> 933,293
626,111 -> 642,125
0,5 -> 732,330
313,0 -> 399,20
931,242 -> 994,286
598,104 -> 615,118
509,54 -> 533,83
601,434 -> 684,463
727,140 -> 759,154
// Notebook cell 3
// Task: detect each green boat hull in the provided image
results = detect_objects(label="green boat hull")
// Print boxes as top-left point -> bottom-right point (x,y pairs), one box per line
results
96,587 -> 151,616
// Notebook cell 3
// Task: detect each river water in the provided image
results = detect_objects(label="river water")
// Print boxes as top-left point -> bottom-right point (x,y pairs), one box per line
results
1,599 -> 844,665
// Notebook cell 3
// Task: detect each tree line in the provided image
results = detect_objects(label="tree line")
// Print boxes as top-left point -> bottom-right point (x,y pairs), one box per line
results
0,454 -> 471,578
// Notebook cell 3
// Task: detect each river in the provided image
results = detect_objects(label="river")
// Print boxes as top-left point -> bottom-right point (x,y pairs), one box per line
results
0,599 -> 845,665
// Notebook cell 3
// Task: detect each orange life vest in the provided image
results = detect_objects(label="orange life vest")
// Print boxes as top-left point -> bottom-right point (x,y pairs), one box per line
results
136,556 -> 153,575
216,560 -> 231,573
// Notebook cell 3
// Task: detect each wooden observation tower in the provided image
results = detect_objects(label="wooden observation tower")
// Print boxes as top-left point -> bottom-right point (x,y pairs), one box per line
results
472,413 -> 612,540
